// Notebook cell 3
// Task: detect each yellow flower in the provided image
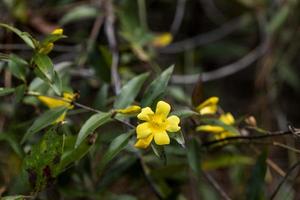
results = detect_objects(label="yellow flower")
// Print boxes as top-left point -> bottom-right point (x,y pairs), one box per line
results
51,28 -> 63,35
38,42 -> 54,54
37,92 -> 76,122
134,101 -> 181,149
219,112 -> 235,125
152,33 -> 173,48
116,105 -> 141,115
196,97 -> 219,115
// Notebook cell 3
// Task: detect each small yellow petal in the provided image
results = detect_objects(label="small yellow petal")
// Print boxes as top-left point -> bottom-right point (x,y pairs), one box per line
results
63,92 -> 76,101
136,122 -> 152,139
219,113 -> 235,125
198,105 -> 218,115
54,112 -> 67,123
154,130 -> 170,145
215,131 -> 235,140
135,134 -> 154,149
116,105 -> 141,115
52,28 -> 63,35
196,125 -> 224,133
155,101 -> 171,118
137,107 -> 154,121
38,96 -> 70,108
152,33 -> 173,48
196,97 -> 219,114
166,115 -> 181,132
38,43 -> 54,54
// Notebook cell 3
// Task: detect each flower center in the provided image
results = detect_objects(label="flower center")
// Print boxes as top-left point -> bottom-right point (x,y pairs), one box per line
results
149,114 -> 167,131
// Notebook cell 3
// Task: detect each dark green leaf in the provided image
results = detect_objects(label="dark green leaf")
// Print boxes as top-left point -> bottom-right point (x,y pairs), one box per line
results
0,23 -> 36,48
8,54 -> 28,82
114,72 -> 149,109
59,5 -> 99,25
98,130 -> 134,172
0,132 -> 23,157
15,84 -> 26,103
171,109 -> 199,119
33,53 -> 54,84
141,65 -> 174,107
75,112 -> 112,148
22,106 -> 68,143
187,138 -> 201,176
23,128 -> 64,191
169,131 -> 185,148
246,151 -> 267,200
0,87 -> 15,96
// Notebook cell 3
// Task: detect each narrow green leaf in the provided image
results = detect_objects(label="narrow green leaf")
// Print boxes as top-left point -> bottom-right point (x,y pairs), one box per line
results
0,23 -> 36,48
187,138 -> 201,176
22,106 -> 68,143
246,151 -> 267,200
114,72 -> 149,109
59,134 -> 96,172
0,133 -> 23,157
8,54 -> 28,82
169,131 -> 185,148
33,53 -> 54,83
15,84 -> 26,103
98,130 -> 134,172
75,112 -> 112,148
0,87 -> 15,96
1,195 -> 32,200
141,65 -> 174,107
59,5 -> 99,25
171,109 -> 199,119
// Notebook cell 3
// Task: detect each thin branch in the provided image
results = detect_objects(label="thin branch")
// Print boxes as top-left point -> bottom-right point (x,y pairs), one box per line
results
270,160 -> 300,200
202,129 -> 300,147
138,0 -> 148,31
203,172 -> 232,200
105,0 -> 121,94
170,0 -> 187,36
198,0 -> 226,24
159,15 -> 249,54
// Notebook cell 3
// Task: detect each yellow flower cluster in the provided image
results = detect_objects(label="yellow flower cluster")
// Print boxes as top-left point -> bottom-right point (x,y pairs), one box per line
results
37,92 -> 76,122
196,97 -> 237,140
38,28 -> 64,54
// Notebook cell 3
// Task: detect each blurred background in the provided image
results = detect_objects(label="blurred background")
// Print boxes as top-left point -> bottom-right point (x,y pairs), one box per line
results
1,0 -> 300,199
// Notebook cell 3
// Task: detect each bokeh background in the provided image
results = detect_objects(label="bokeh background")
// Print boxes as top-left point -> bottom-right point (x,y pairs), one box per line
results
1,0 -> 300,199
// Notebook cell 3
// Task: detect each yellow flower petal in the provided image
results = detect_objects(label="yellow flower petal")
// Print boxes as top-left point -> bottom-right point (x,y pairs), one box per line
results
152,33 -> 173,48
38,96 -> 70,108
135,134 -> 154,149
137,107 -> 154,121
52,28 -> 63,35
166,115 -> 181,132
215,131 -> 235,140
63,92 -> 77,101
136,122 -> 152,139
54,112 -> 67,123
196,125 -> 224,133
198,105 -> 218,115
38,42 -> 54,54
155,101 -> 171,118
219,113 -> 235,125
154,130 -> 170,145
116,105 -> 141,115
196,97 -> 219,114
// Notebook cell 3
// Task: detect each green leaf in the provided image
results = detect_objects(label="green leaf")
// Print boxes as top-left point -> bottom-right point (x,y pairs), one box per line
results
246,150 -> 267,200
1,195 -> 31,200
0,87 -> 15,96
202,154 -> 254,170
0,23 -> 36,48
0,132 -> 23,157
114,72 -> 149,109
169,131 -> 185,148
171,109 -> 199,119
98,130 -> 134,172
75,112 -> 112,148
15,84 -> 26,103
23,127 -> 64,191
141,65 -> 174,107
59,134 -> 96,172
59,5 -> 99,25
33,53 -> 54,83
8,54 -> 28,82
187,138 -> 201,176
22,106 -> 68,143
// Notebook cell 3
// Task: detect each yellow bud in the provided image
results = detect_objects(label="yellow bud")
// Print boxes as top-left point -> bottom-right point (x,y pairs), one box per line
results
38,42 -> 54,54
245,116 -> 257,127
196,125 -> 224,133
152,33 -> 173,48
116,105 -> 141,115
196,97 -> 219,115
219,113 -> 235,125
52,28 -> 63,35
